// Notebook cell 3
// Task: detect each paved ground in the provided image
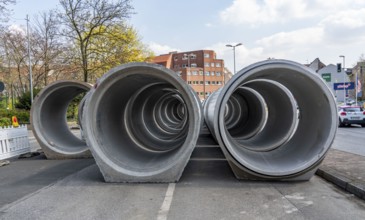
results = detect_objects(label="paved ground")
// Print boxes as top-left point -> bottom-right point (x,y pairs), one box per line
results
0,128 -> 365,219
332,126 -> 365,156
1,156 -> 365,220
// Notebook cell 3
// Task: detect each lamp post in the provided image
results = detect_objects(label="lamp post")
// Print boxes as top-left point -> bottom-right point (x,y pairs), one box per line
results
339,55 -> 345,104
26,14 -> 33,104
226,43 -> 242,74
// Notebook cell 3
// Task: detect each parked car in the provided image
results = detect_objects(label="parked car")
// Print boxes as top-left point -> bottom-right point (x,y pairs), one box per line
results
338,106 -> 365,127
345,99 -> 356,106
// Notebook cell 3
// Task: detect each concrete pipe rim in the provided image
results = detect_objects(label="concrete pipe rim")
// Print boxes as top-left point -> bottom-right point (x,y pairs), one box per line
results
30,80 -> 91,156
82,62 -> 202,177
213,59 -> 337,177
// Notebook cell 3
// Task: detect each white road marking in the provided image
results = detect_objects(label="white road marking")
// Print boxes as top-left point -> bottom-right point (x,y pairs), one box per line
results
157,183 -> 176,220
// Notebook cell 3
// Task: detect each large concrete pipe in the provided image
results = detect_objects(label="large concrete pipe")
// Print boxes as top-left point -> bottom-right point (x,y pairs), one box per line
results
204,59 -> 337,180
31,80 -> 92,159
82,63 -> 202,182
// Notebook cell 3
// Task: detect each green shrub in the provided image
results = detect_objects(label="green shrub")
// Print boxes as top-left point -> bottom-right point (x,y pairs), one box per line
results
15,89 -> 40,110
0,109 -> 30,124
0,117 -> 11,127
67,93 -> 85,122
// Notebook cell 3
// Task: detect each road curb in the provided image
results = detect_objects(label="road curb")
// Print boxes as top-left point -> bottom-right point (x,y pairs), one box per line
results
316,167 -> 365,200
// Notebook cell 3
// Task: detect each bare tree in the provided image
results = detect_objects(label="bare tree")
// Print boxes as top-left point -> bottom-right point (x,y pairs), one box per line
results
33,10 -> 64,86
58,0 -> 133,82
0,28 -> 28,94
0,0 -> 16,22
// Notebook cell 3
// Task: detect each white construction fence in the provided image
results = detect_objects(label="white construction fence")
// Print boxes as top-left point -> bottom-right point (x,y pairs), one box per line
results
0,125 -> 30,160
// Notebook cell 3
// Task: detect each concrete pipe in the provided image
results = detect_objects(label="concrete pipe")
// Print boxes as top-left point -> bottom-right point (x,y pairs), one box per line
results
31,80 -> 92,159
204,59 -> 337,180
82,63 -> 202,182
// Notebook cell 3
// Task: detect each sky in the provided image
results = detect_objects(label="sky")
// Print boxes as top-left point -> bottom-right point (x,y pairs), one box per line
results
7,0 -> 365,73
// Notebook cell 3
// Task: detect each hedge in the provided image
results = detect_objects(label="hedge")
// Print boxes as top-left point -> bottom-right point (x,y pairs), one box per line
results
0,109 -> 30,125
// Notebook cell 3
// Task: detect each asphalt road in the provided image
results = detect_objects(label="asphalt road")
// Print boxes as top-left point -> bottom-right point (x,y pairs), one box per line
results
332,126 -> 365,156
0,129 -> 364,219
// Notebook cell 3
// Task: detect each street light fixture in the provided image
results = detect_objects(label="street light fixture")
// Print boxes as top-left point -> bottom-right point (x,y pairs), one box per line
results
226,43 -> 242,74
339,55 -> 346,104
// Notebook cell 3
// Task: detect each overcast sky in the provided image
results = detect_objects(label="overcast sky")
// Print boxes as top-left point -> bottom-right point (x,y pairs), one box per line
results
9,0 -> 365,73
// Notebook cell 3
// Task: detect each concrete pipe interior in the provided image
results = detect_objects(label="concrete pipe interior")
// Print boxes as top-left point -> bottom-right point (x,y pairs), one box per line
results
85,64 -> 200,176
31,81 -> 90,155
216,60 -> 337,177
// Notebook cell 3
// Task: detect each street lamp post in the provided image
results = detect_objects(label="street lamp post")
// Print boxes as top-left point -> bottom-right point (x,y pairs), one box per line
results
26,14 -> 33,104
226,43 -> 242,74
339,55 -> 345,104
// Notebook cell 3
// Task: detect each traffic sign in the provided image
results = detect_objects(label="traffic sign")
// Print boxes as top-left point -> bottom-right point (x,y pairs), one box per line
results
333,82 -> 355,90
0,81 -> 4,92
321,73 -> 331,82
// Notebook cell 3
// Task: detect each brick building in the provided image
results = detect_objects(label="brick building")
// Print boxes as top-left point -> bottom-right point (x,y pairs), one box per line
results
152,50 -> 228,100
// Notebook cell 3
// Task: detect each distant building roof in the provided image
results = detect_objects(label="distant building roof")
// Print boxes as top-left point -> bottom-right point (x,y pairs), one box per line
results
152,54 -> 173,69
307,58 -> 326,72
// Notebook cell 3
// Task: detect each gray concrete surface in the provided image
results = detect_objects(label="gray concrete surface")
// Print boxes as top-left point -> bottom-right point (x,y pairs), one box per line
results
317,149 -> 365,200
1,159 -> 365,220
0,127 -> 364,219
332,126 -> 365,156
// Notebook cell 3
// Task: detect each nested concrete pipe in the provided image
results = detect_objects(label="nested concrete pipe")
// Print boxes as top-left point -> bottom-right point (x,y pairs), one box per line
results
31,80 -> 92,159
82,63 -> 202,182
204,59 -> 337,180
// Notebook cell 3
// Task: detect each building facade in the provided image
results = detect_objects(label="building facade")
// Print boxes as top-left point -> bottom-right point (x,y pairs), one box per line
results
152,50 -> 227,100
317,64 -> 350,103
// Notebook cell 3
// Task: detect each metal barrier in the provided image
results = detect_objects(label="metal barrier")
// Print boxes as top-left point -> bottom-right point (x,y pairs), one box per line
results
0,125 -> 30,160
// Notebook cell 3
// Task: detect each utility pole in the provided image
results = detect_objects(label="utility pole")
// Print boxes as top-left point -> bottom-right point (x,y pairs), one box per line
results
26,15 -> 33,104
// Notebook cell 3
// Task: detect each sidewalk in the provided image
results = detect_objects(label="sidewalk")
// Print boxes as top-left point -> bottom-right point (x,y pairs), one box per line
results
317,149 -> 365,200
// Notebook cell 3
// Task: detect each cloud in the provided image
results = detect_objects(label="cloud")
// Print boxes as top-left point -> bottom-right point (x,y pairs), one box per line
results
8,24 -> 26,35
256,27 -> 324,48
220,0 -> 310,26
205,42 -> 265,72
320,8 -> 365,41
148,42 -> 180,55
220,0 -> 365,27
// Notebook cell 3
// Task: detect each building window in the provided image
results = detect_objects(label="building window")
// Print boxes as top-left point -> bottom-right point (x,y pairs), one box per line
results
217,81 -> 222,85
190,54 -> 196,59
200,92 -> 204,95
200,81 -> 204,85
204,53 -> 210,58
174,56 -> 178,61
191,63 -> 197,67
212,81 -> 216,85
205,81 -> 210,85
216,72 -> 221,76
205,71 -> 210,76
177,71 -> 182,76
211,63 -> 214,67
188,81 -> 191,84
192,71 -> 198,75
211,72 -> 215,76
199,71 -> 203,75
216,63 -> 221,67
182,64 -> 189,68
204,63 -> 210,67
187,71 -> 191,75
